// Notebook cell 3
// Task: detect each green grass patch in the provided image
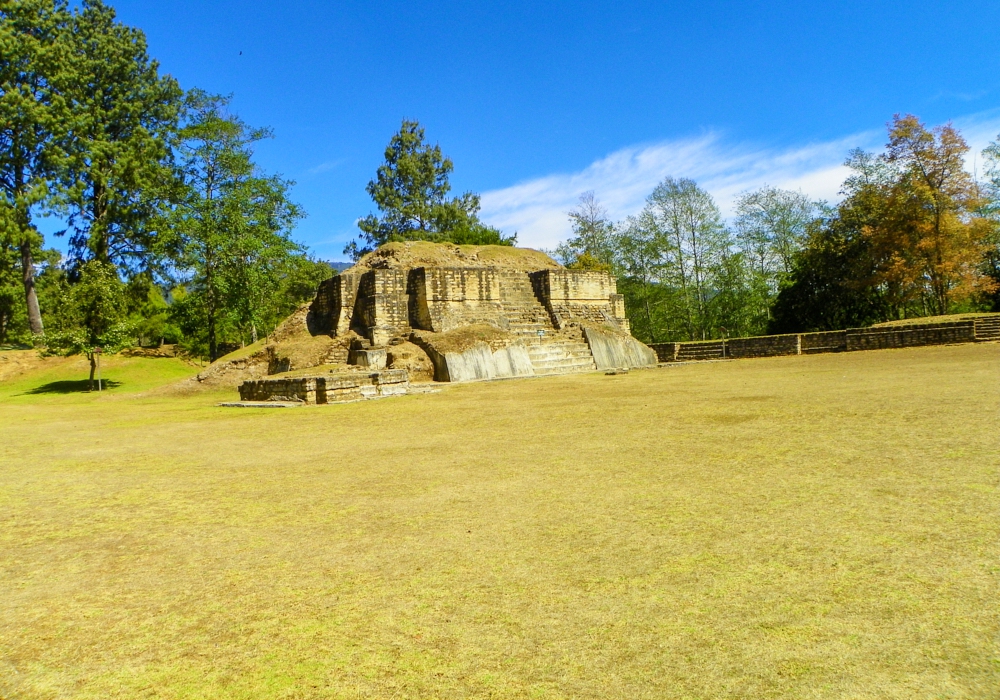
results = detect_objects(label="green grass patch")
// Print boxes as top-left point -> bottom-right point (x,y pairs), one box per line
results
0,353 -> 200,404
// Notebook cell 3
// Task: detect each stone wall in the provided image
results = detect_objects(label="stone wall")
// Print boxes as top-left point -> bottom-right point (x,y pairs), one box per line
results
410,267 -> 508,332
311,265 -> 633,342
239,369 -> 409,404
648,317 -> 995,364
355,270 -> 410,344
530,270 -> 629,330
726,334 -> 800,359
310,273 -> 360,336
800,331 -> 848,353
418,341 -> 536,382
845,321 -> 975,351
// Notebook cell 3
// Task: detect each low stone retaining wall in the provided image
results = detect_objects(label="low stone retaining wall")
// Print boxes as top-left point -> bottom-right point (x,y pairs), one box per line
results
800,330 -> 848,353
726,334 -> 800,359
649,315 -> 997,364
845,321 -> 975,351
239,369 -> 409,404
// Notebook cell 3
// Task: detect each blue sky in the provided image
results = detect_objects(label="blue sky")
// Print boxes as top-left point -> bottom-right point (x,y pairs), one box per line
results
54,0 -> 1000,259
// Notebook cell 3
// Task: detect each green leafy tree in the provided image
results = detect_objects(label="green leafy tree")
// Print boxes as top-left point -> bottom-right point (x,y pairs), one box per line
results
59,0 -> 182,271
768,217 -> 890,333
980,135 -> 1000,310
646,177 -> 733,340
614,209 -> 672,342
732,186 -> 819,327
43,259 -> 132,389
556,192 -> 616,268
172,92 -> 303,359
0,229 -> 60,344
0,0 -> 72,336
349,120 -> 514,257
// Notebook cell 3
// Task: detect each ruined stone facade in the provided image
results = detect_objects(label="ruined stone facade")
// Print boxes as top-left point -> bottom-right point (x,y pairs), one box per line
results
236,245 -> 657,403
310,267 -> 631,343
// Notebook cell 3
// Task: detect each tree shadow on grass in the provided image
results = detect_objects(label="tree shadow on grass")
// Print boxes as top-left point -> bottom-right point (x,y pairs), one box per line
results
22,379 -> 124,395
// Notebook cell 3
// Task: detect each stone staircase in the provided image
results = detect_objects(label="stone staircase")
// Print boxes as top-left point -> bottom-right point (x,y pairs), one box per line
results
526,335 -> 597,375
492,273 -> 599,376
974,315 -> 1000,341
499,273 -> 557,338
675,340 -> 726,362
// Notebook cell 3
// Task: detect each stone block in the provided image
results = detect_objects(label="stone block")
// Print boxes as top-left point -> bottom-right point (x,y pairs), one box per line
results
583,326 -> 657,370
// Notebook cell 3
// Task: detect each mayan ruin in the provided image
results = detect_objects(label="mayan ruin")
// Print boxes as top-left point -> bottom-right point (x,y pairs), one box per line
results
234,242 -> 657,403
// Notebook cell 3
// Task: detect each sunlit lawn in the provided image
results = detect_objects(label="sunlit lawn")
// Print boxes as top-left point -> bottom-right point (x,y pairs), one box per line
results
1,344 -> 997,698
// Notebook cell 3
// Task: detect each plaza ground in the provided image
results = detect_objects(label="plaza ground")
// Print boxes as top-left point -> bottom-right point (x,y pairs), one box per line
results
0,343 -> 997,698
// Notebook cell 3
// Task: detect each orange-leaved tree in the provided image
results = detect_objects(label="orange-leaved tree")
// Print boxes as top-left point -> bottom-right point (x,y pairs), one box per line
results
865,115 -> 996,316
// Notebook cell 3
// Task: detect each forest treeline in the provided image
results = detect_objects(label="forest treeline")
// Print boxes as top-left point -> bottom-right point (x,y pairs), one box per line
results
3,2 -> 999,383
0,0 -> 331,371
556,115 -> 1000,343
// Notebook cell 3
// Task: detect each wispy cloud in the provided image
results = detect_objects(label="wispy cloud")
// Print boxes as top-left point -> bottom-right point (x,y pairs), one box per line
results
307,158 -> 346,175
479,131 -> 875,250
480,110 -> 1000,251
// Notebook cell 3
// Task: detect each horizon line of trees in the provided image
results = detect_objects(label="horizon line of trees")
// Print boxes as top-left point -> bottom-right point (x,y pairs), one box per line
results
5,2 -> 999,381
554,114 -> 1000,344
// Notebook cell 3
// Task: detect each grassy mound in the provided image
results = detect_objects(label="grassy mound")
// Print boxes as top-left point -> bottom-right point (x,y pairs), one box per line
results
347,241 -> 562,273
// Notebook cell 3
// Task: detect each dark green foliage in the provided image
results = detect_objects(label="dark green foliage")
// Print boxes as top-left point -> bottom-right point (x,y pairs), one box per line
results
0,236 -> 60,345
170,92 -> 303,359
0,0 -> 73,335
768,222 -> 890,333
59,0 -> 183,271
348,120 -> 514,258
274,255 -> 334,319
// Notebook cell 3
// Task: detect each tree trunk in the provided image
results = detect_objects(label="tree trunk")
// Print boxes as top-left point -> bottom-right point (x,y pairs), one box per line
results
93,179 -> 110,263
20,237 -> 44,336
88,353 -> 96,391
208,317 -> 217,361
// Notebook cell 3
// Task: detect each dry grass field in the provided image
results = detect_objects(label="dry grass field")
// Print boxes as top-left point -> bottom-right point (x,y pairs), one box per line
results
1,343 -> 998,699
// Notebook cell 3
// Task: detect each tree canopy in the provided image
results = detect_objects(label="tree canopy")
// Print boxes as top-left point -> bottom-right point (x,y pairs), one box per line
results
348,120 -> 514,258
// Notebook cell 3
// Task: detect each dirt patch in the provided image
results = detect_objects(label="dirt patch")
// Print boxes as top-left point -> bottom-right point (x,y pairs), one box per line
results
387,341 -> 434,382
0,350 -> 68,383
412,325 -> 517,354
195,304 -> 351,387
345,241 -> 561,274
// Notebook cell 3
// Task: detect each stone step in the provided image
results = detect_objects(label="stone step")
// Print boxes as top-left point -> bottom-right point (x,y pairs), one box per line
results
530,354 -> 594,365
533,362 -> 597,375
975,316 -> 1000,339
527,346 -> 593,358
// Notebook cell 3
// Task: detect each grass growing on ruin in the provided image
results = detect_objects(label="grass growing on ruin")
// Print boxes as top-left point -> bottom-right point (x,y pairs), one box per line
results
1,344 -> 998,699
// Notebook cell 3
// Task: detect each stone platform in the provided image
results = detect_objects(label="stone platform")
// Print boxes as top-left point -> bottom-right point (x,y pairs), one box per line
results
238,369 -> 409,405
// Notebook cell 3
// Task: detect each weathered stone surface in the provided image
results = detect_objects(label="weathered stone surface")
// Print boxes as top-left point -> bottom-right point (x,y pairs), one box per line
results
353,347 -> 387,370
846,321 -> 975,350
648,316 -> 996,364
583,326 -> 657,370
420,340 -> 535,382
238,369 -> 409,404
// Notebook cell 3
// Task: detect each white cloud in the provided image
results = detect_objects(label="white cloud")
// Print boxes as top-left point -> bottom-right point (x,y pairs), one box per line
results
480,110 -> 1000,251
307,158 -> 346,175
